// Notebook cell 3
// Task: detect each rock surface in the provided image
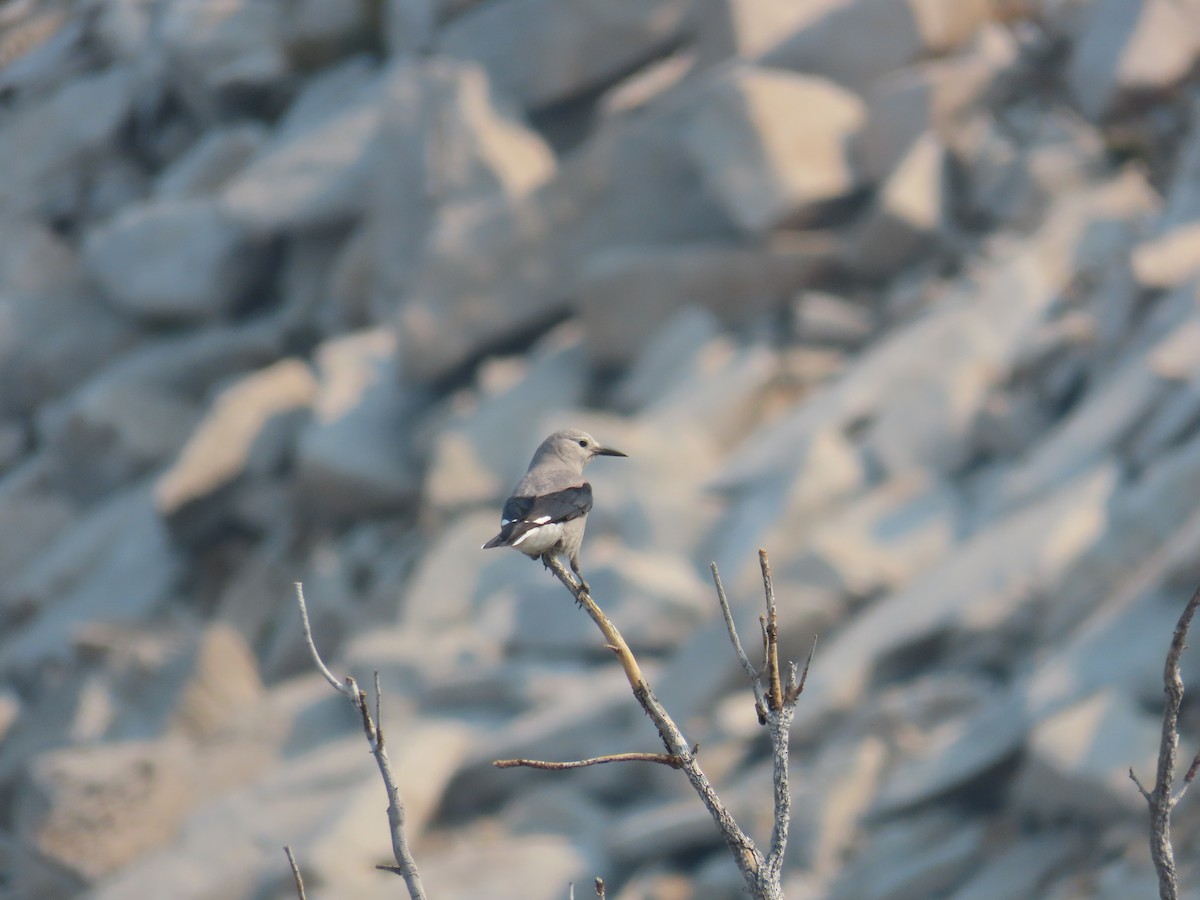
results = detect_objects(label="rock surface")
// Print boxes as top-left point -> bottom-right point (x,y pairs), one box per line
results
4,2 -> 1200,899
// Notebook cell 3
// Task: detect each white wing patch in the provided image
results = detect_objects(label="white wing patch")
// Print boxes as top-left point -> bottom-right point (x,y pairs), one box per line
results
531,515 -> 552,524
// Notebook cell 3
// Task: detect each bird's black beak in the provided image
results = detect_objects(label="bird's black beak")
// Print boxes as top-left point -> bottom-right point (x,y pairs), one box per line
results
596,446 -> 628,458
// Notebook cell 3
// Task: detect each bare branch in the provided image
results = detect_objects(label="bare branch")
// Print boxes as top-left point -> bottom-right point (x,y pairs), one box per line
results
494,752 -> 685,770
1139,583 -> 1200,900
294,583 -> 427,900
284,845 -> 306,900
1176,748 -> 1200,806
711,562 -> 768,723
1131,767 -> 1153,801
595,877 -> 607,898
759,551 -> 784,713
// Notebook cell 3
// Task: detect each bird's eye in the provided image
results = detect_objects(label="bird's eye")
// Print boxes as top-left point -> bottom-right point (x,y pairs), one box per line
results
578,439 -> 588,447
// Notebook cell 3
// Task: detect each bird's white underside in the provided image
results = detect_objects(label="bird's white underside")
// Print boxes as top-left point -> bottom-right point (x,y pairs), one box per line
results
510,521 -> 563,554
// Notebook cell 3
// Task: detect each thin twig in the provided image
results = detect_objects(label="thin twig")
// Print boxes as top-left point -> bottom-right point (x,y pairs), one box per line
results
284,845 -> 306,900
712,562 -> 768,723
1132,583 -> 1200,900
296,582 -> 353,697
493,751 -> 685,770
785,635 -> 818,705
595,877 -> 606,898
295,584 -> 427,900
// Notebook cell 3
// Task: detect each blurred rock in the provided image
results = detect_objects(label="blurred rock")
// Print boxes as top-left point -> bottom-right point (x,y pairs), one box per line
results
830,811 -> 986,900
420,831 -> 597,900
778,472 -> 960,600
295,328 -> 423,517
159,0 -> 291,114
950,834 -> 1080,900
369,58 -> 554,311
154,124 -> 269,200
793,290 -> 874,347
220,58 -> 383,233
398,105 -> 736,381
155,359 -> 316,545
843,131 -> 946,276
681,65 -> 865,232
853,27 -> 1015,183
85,199 -> 269,322
14,738 -> 197,896
282,0 -> 374,66
436,0 -> 692,109
0,65 -> 134,219
761,0 -> 995,93
1013,688 -> 1160,820
694,0 -> 826,67
0,219 -> 140,418
38,375 -> 199,503
1131,223 -> 1200,289
1,485 -> 182,674
577,235 -> 835,366
796,464 -> 1117,722
1067,0 -> 1200,120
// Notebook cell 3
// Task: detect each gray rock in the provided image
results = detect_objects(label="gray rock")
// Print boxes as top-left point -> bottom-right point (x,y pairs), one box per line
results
398,104 -> 736,381
949,835 -> 1081,900
0,219 -> 140,418
281,0 -> 374,64
0,66 -> 134,218
295,328 -> 423,518
681,65 -> 865,233
576,236 -> 835,367
853,26 -> 1015,184
778,472 -> 960,600
38,375 -> 200,503
830,811 -> 987,900
383,0 -> 437,56
159,0 -> 290,111
154,124 -> 269,199
1,484 -> 182,674
794,463 -> 1117,723
719,170 -> 1156,487
760,0 -> 995,93
436,0 -> 692,109
220,58 -> 384,233
1067,0 -> 1200,120
1013,688 -> 1160,821
843,131 -> 946,277
14,738 -> 197,895
790,735 -> 888,876
155,359 -> 317,544
369,59 -> 554,310
84,198 -> 268,323
993,288 -> 1200,514
693,0 -> 826,67
613,306 -> 721,413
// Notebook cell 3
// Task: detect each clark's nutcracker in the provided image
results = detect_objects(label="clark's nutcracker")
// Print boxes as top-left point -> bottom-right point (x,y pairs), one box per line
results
482,428 -> 627,589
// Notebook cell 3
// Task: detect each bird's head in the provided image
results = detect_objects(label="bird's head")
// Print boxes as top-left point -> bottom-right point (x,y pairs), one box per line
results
536,428 -> 628,470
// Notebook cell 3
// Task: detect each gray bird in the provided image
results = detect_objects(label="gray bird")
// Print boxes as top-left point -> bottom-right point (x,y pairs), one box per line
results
482,428 -> 627,590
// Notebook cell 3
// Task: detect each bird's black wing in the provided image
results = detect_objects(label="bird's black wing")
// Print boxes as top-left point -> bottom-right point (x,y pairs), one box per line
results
482,483 -> 593,548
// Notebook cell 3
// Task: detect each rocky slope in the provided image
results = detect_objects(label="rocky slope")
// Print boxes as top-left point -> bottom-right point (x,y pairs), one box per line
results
4,0 -> 1200,897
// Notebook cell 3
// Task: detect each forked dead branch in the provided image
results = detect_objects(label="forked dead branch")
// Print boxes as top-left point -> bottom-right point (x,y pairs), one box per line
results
1132,583 -> 1200,900
494,549 -> 815,900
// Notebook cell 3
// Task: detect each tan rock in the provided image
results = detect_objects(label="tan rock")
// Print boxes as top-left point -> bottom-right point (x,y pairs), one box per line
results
682,65 -> 865,232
